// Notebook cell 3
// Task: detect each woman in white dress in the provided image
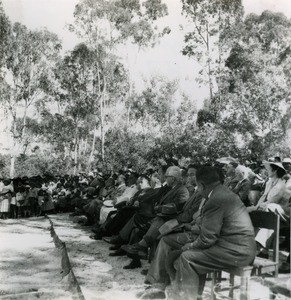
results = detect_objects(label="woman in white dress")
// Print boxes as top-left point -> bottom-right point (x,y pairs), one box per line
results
0,179 -> 14,219
248,161 -> 287,257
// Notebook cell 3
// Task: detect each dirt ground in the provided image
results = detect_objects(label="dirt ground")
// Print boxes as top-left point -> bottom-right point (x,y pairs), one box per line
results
0,214 -> 289,300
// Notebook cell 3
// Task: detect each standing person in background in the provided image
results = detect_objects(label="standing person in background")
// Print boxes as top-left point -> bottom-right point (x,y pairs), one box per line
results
0,179 -> 13,219
9,179 -> 17,218
16,186 -> 26,218
40,188 -> 55,216
27,183 -> 39,217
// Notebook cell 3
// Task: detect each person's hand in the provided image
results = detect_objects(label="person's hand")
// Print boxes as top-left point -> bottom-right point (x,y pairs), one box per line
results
183,223 -> 192,231
182,243 -> 193,251
246,205 -> 256,213
154,205 -> 161,212
257,202 -> 267,211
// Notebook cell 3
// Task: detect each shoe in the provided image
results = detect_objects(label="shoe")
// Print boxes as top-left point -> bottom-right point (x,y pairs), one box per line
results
139,288 -> 166,299
257,251 -> 269,259
103,235 -> 123,245
89,234 -> 103,240
69,212 -> 80,217
279,239 -> 290,251
109,249 -> 126,256
123,243 -> 148,259
82,222 -> 94,226
141,269 -> 148,276
123,259 -> 141,269
109,244 -> 121,251
279,262 -> 290,274
91,226 -> 102,233
90,233 -> 103,241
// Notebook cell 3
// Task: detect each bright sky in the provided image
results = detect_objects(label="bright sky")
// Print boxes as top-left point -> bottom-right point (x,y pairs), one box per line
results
2,0 -> 291,102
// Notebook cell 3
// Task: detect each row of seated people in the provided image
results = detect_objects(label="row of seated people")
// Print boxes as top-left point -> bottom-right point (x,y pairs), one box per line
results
71,160 -> 290,299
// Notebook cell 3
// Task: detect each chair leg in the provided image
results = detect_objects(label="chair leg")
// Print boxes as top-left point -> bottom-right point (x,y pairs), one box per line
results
229,273 -> 235,298
269,288 -> 277,300
210,271 -> 222,300
240,276 -> 250,300
211,272 -> 217,300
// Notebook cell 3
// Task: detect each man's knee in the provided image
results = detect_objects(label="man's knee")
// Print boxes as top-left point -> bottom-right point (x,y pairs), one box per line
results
179,250 -> 202,266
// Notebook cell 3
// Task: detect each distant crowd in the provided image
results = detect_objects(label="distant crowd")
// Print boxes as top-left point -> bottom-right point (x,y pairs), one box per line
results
0,156 -> 290,299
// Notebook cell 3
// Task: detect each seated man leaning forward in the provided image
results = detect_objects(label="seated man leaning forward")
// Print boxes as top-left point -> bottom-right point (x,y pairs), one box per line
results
140,166 -> 256,300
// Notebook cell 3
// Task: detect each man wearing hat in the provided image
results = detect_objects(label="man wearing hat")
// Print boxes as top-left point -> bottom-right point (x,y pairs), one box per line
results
139,166 -> 255,300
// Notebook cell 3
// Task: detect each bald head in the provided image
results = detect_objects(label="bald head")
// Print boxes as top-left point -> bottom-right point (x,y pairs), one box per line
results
165,166 -> 182,187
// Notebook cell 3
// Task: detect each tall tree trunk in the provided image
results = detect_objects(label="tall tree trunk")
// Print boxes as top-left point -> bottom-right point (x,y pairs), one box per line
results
73,125 -> 78,175
206,23 -> 213,101
10,113 -> 17,178
216,7 -> 222,115
87,126 -> 97,171
95,58 -> 105,161
21,101 -> 28,155
100,89 -> 105,161
126,80 -> 133,127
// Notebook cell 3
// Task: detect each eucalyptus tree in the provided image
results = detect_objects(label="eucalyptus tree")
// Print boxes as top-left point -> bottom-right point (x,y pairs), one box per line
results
130,75 -> 178,132
53,43 -> 95,174
218,11 -> 291,158
54,43 -> 129,173
181,0 -> 243,104
70,0 -> 169,164
1,22 -> 62,177
0,1 -> 10,70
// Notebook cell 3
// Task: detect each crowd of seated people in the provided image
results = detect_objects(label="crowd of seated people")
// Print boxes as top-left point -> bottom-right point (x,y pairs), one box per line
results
0,156 -> 290,299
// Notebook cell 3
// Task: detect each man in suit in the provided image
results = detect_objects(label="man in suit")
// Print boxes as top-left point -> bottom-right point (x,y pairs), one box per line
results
123,166 -> 189,258
140,166 -> 256,300
92,165 -> 171,241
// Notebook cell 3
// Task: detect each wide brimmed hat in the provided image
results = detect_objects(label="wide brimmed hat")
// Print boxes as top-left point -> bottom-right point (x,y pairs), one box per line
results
283,158 -> 291,164
216,157 -> 238,164
263,161 -> 286,172
156,203 -> 178,217
103,200 -> 114,207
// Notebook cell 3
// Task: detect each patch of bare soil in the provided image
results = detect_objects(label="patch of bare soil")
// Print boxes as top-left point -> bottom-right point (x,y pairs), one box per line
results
0,214 -> 289,300
49,214 -> 148,300
0,217 -> 73,299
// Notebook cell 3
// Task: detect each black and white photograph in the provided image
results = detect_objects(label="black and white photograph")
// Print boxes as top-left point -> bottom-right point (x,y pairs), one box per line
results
0,0 -> 290,299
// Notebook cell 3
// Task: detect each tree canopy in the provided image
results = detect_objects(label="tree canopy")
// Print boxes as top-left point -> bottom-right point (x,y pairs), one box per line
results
0,0 -> 290,177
